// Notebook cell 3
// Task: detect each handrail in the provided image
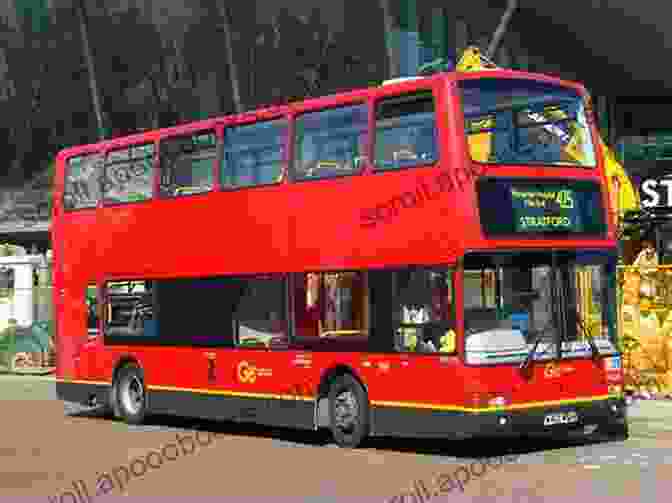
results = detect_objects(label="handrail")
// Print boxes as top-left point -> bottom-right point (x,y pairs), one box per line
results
319,330 -> 365,338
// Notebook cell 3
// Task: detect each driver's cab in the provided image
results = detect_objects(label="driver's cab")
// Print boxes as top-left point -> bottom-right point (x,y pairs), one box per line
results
461,250 -> 617,365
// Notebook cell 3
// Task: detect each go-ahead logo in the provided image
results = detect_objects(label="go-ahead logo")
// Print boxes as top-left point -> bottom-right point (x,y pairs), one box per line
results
544,362 -> 575,379
237,361 -> 272,383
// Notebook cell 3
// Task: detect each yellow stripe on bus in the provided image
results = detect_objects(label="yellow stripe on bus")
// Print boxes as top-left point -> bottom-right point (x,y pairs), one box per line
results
147,384 -> 315,402
57,379 -> 618,412
371,394 -> 619,413
55,378 -> 111,386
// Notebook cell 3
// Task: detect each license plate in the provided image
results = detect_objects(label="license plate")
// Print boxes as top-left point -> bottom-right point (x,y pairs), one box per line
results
544,411 -> 578,426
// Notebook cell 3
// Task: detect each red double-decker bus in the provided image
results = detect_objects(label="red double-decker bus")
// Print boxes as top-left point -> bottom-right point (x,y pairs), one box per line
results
53,67 -> 627,447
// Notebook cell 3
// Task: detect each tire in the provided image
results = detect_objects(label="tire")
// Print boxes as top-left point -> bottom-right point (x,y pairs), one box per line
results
328,374 -> 370,448
114,364 -> 147,425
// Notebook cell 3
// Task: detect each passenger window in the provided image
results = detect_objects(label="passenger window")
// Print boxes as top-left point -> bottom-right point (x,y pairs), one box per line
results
374,92 -> 438,170
103,144 -> 154,204
64,153 -> 103,210
160,131 -> 216,197
294,272 -> 369,340
105,280 -> 155,337
221,120 -> 286,188
234,276 -> 288,348
293,105 -> 368,180
393,269 -> 455,353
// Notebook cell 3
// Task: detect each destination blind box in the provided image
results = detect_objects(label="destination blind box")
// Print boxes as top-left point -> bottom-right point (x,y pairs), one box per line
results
477,178 -> 607,236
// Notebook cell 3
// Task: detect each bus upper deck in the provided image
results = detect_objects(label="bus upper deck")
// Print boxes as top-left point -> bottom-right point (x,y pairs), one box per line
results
54,69 -> 614,271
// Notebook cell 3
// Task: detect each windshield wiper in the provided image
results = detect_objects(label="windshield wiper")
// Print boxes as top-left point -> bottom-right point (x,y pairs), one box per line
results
519,335 -> 541,374
519,322 -> 555,375
575,312 -> 600,360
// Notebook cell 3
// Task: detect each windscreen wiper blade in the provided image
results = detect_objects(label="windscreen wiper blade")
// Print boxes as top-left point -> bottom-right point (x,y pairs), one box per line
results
576,314 -> 600,360
519,323 -> 554,373
519,335 -> 541,372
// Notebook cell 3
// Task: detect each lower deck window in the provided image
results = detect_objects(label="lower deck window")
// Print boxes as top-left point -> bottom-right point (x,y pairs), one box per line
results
105,281 -> 155,337
295,267 -> 456,353
234,276 -> 287,348
390,269 -> 455,353
102,266 -> 456,354
296,272 -> 370,339
104,276 -> 286,347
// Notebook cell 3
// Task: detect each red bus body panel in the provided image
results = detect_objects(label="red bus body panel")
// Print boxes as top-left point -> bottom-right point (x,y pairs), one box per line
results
53,70 -> 625,439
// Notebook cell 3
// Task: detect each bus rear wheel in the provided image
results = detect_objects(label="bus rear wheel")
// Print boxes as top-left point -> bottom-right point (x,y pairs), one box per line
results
114,364 -> 147,425
328,374 -> 370,448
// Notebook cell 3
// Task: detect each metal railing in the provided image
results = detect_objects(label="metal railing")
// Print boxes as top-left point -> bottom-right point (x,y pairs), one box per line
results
0,285 -> 54,373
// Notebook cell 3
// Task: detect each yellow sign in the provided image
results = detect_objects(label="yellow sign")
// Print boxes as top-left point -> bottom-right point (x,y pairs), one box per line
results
236,361 -> 272,384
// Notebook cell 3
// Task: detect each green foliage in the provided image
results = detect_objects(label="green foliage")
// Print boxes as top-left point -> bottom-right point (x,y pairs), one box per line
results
14,0 -> 50,35
621,332 -> 641,352
0,4 -> 383,179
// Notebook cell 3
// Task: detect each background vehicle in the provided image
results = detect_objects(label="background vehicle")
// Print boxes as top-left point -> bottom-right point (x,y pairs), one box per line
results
53,62 -> 626,447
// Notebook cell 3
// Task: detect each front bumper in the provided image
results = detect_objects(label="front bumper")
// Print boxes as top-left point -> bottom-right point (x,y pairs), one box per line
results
460,397 -> 628,438
371,396 -> 627,439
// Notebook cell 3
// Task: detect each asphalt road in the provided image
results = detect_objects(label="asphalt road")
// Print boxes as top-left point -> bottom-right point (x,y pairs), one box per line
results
1,374 -> 670,502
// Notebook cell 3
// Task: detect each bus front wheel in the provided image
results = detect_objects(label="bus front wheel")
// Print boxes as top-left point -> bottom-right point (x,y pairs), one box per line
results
328,374 -> 370,448
114,364 -> 147,425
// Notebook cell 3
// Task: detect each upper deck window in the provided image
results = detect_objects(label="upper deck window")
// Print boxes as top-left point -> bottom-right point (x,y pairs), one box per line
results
64,153 -> 103,210
459,79 -> 597,167
293,104 -> 368,180
103,143 -> 154,204
374,92 -> 438,171
160,131 -> 216,197
221,120 -> 286,189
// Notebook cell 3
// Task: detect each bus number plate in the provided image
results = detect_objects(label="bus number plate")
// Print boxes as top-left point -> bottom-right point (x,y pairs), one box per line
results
544,411 -> 578,426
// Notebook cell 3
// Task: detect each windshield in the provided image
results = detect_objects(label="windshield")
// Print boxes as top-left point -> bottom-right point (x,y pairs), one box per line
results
462,250 -> 617,365
459,79 -> 597,167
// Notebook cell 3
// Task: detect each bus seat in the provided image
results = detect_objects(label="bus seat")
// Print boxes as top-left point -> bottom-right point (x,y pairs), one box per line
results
468,133 -> 491,162
415,125 -> 437,161
439,330 -> 456,353
491,112 -> 515,162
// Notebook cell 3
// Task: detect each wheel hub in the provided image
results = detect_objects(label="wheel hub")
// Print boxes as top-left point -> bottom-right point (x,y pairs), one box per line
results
334,390 -> 359,433
121,376 -> 144,414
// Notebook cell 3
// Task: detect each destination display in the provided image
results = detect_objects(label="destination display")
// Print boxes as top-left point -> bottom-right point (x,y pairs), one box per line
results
511,186 -> 578,232
478,179 -> 606,236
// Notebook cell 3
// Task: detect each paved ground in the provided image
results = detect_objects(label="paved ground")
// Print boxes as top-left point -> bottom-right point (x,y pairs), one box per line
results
0,374 -> 671,502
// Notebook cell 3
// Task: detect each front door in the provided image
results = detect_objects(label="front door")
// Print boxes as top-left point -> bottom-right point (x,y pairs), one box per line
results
227,274 -> 314,428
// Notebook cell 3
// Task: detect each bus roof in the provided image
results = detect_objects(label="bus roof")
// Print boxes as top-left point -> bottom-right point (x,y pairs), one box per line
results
56,68 -> 587,162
